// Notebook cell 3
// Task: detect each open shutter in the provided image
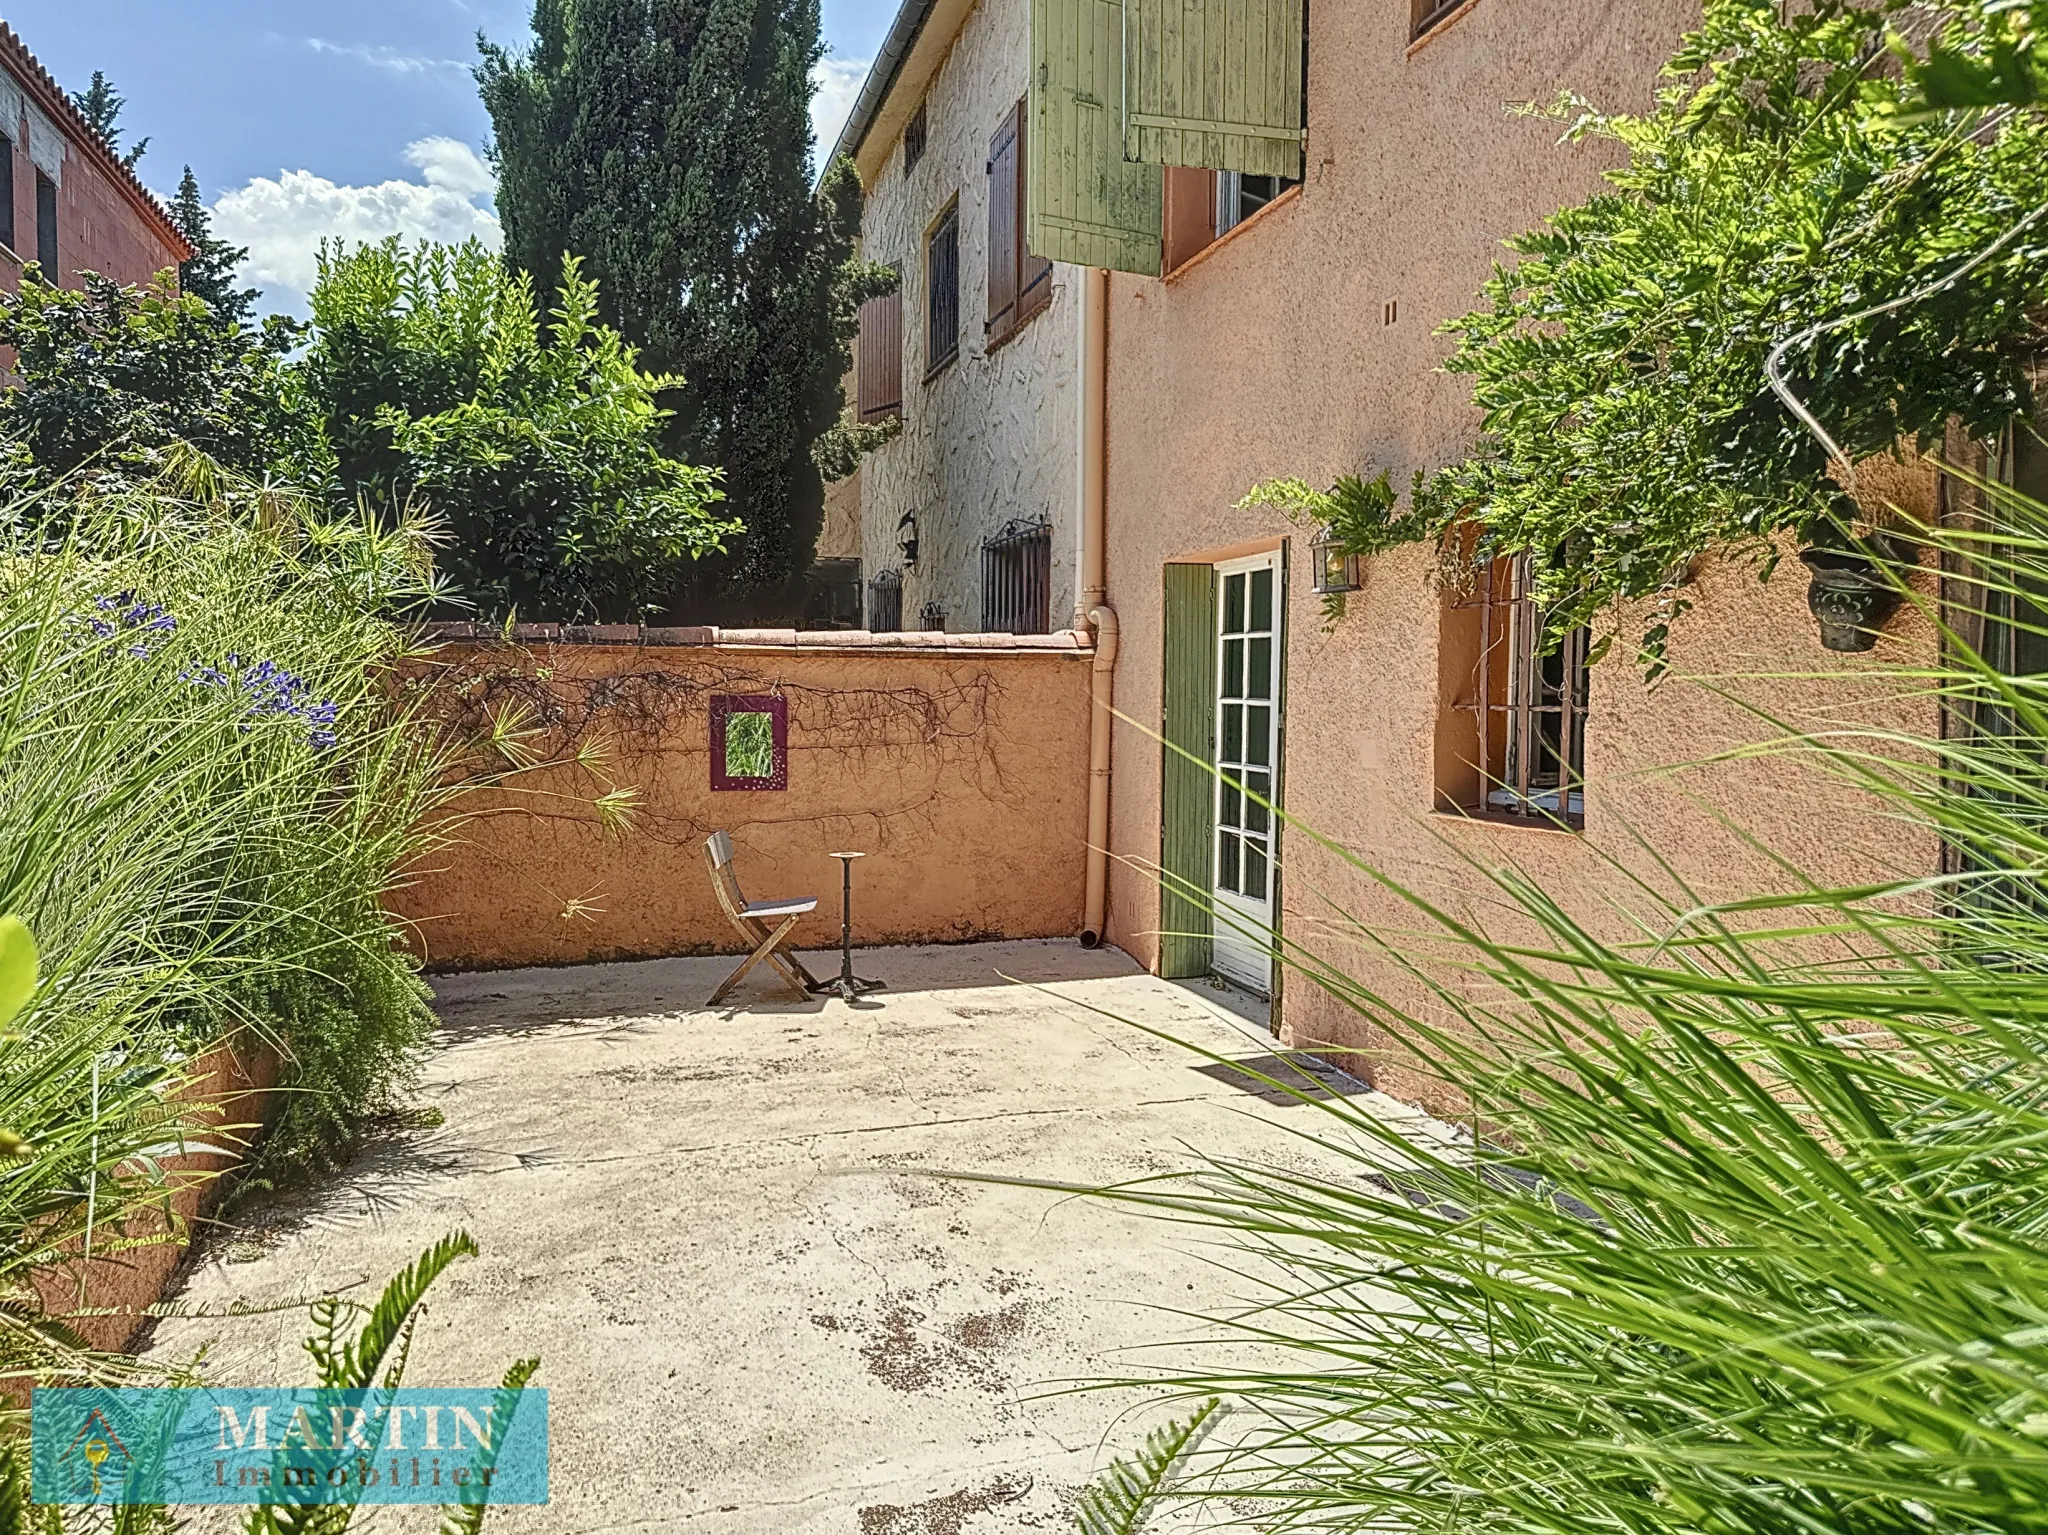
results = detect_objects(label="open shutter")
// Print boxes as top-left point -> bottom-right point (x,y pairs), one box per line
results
1159,561 -> 1216,979
1124,0 -> 1306,179
987,111 -> 1020,339
1014,100 -> 1053,324
1029,0 -> 1162,276
856,288 -> 902,423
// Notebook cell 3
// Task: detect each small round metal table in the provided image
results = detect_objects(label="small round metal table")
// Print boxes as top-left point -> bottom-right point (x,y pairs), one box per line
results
813,852 -> 884,1002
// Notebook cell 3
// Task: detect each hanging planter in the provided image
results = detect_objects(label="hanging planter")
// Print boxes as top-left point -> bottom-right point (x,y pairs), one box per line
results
1799,538 -> 1903,653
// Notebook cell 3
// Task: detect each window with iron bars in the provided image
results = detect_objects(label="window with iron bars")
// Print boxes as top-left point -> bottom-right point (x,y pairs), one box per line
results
980,520 -> 1052,634
867,569 -> 902,633
1450,553 -> 1590,828
918,600 -> 947,632
925,202 -> 960,377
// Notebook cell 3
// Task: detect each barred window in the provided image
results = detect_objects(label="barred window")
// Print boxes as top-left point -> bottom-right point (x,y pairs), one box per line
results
918,600 -> 947,632
980,520 -> 1052,634
903,102 -> 928,174
925,203 -> 960,376
1447,553 -> 1590,829
867,569 -> 902,633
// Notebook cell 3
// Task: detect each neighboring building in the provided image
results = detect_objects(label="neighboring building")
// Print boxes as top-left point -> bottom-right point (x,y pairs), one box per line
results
836,0 -> 1940,1113
0,22 -> 190,297
830,0 -> 1084,636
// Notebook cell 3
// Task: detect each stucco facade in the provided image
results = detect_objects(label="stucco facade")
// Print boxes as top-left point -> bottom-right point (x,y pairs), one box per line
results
0,22 -> 189,299
849,0 -> 1083,633
1093,0 -> 1943,1111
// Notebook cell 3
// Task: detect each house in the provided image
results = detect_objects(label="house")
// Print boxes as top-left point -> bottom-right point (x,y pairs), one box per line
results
828,0 -> 1086,636
835,0 -> 1942,1112
0,21 -> 190,296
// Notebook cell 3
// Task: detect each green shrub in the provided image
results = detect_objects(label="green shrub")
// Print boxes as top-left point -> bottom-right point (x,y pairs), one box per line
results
0,272 -> 319,497
301,238 -> 735,622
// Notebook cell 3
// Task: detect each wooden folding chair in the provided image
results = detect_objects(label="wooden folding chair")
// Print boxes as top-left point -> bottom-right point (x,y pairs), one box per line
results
704,831 -> 823,1005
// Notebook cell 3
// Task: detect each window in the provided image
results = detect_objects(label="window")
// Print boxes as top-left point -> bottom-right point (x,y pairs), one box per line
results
986,99 -> 1052,348
1163,167 -> 1302,273
0,136 -> 14,253
981,520 -> 1053,634
918,600 -> 947,632
903,102 -> 928,175
34,172 -> 55,278
710,694 -> 789,791
1412,0 -> 1469,41
867,569 -> 903,632
925,203 -> 960,376
1440,553 -> 1590,829
855,284 -> 902,423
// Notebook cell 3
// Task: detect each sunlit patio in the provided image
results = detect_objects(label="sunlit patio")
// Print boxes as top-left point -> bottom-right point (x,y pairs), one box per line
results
141,941 -> 1426,1534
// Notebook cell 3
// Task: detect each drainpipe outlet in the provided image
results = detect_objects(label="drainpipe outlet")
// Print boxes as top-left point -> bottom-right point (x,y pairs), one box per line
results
1081,604 -> 1120,948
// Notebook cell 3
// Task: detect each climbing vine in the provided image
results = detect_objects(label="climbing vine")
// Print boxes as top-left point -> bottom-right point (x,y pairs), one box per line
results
1259,0 -> 2048,661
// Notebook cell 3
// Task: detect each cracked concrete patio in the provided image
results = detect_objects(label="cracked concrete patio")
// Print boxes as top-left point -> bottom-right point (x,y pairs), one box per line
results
144,940 -> 1419,1533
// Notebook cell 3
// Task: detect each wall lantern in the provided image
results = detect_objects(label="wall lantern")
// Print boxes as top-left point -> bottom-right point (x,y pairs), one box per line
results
896,511 -> 920,571
1311,524 -> 1361,595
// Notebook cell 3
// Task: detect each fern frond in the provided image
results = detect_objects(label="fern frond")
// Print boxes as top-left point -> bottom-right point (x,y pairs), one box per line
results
1072,1399 -> 1223,1535
437,1356 -> 542,1535
332,1231 -> 477,1390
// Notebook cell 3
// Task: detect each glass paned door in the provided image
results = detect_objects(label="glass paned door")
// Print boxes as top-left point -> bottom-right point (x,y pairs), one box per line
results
1212,552 -> 1280,993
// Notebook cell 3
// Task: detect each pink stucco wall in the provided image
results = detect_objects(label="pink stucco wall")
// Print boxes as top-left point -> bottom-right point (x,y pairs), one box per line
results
1096,0 -> 1943,1112
390,632 -> 1096,971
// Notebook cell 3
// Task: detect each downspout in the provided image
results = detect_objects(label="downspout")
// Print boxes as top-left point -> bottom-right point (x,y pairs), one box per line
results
1078,266 -> 1115,948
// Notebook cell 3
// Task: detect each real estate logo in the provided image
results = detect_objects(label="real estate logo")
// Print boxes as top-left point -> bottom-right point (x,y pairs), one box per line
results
31,1388 -> 549,1507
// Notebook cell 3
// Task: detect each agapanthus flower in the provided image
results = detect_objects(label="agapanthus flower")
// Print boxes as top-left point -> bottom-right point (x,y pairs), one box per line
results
89,592 -> 175,656
185,654 -> 342,749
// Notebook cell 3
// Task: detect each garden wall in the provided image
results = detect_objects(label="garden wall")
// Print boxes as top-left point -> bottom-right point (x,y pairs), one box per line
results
28,1037 -> 279,1357
391,626 -> 1096,971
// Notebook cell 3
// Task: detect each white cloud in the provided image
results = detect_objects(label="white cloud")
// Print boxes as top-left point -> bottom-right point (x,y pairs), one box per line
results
306,38 -> 469,76
211,137 -> 501,315
405,136 -> 498,200
811,56 -> 870,159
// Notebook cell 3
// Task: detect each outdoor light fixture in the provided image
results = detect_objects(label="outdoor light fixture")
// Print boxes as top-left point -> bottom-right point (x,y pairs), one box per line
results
897,512 -> 920,570
1311,523 -> 1361,595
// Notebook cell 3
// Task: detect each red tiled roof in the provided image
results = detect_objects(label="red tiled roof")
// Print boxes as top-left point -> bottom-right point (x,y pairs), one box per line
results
0,20 -> 193,264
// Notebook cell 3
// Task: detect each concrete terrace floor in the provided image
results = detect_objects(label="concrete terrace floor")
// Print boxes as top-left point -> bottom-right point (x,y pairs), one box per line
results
145,940 -> 1421,1534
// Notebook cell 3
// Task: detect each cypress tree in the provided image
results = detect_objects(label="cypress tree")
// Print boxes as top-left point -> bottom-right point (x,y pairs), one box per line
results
479,0 -> 886,621
167,168 -> 258,327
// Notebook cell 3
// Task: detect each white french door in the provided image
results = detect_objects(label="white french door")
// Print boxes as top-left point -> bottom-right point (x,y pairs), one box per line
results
1211,552 -> 1281,994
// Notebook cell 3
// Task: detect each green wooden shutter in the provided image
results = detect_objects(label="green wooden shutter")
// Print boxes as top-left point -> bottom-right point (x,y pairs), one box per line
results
1029,0 -> 1162,276
1159,562 -> 1216,979
1124,0 -> 1305,179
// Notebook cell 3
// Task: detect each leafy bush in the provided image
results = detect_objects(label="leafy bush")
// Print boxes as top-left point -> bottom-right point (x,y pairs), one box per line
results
1054,472 -> 2048,1531
1426,0 -> 2048,642
300,238 -> 735,622
0,273 -> 320,496
1240,2 -> 2048,662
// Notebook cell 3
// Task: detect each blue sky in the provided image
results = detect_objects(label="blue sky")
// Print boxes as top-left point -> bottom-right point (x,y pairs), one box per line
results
4,0 -> 895,311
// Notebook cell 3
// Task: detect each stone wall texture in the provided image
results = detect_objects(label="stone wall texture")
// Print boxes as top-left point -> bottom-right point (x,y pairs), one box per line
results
1094,0 -> 1946,1114
391,633 -> 1096,970
854,0 -> 1082,633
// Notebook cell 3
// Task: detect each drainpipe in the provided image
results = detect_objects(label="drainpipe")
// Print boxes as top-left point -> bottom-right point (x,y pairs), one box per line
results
1078,266 -> 1115,948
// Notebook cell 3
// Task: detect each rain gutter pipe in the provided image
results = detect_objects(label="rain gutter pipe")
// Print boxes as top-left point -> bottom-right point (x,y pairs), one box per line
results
1079,266 -> 1115,949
